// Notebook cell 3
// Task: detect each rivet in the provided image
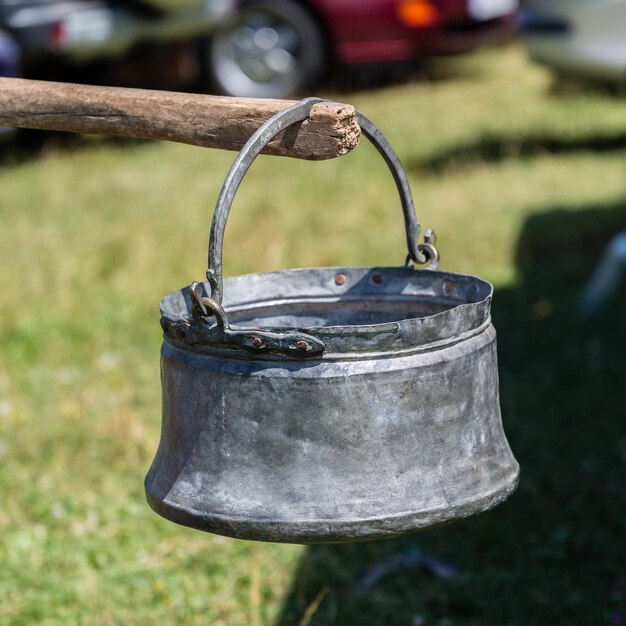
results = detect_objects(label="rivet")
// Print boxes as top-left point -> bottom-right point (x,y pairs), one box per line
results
335,273 -> 347,286
443,280 -> 454,294
252,337 -> 264,349
296,341 -> 309,351
372,274 -> 383,285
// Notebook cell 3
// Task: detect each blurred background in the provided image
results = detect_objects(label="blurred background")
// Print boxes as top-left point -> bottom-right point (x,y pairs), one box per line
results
1,1 -> 625,625
1,0 -> 521,97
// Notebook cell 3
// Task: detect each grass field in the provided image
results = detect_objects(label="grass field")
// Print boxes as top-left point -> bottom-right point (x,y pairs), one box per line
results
1,44 -> 625,625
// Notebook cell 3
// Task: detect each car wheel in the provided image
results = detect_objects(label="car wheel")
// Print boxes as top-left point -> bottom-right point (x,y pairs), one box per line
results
204,0 -> 325,99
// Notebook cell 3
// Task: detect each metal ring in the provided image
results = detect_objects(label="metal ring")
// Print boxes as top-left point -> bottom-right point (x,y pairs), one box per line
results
190,280 -> 228,329
206,98 -> 424,305
417,243 -> 440,271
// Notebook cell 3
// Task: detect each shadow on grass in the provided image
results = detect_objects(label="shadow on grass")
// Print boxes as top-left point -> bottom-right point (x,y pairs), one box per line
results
324,50 -> 484,97
549,74 -> 626,100
409,132 -> 626,176
275,201 -> 626,626
328,54 -> 485,95
0,130 -> 150,169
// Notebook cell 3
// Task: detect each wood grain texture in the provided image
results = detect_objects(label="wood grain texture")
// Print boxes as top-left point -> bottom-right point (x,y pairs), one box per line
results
0,78 -> 360,160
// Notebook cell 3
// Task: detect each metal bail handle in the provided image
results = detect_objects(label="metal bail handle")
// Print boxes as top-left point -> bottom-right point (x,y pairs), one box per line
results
206,97 -> 437,305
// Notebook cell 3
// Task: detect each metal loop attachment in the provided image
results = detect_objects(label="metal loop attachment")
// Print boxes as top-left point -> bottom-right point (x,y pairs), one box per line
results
190,281 -> 227,329
173,280 -> 325,358
406,229 -> 440,270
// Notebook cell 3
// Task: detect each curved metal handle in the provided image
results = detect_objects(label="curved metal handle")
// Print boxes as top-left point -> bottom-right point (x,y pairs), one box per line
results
206,98 -> 435,304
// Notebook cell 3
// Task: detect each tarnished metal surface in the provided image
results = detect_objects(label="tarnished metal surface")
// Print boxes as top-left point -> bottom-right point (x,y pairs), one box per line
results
145,100 -> 519,543
148,266 -> 519,543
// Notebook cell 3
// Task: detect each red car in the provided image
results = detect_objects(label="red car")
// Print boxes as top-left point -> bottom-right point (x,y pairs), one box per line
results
205,0 -> 519,98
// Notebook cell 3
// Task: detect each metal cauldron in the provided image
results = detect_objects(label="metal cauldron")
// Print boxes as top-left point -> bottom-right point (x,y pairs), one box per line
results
145,99 -> 519,544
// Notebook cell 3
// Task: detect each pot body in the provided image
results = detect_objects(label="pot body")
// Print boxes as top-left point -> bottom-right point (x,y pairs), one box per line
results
146,267 -> 519,543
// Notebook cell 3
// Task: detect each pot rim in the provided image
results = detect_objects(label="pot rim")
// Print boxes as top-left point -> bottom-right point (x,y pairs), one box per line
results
161,266 -> 494,360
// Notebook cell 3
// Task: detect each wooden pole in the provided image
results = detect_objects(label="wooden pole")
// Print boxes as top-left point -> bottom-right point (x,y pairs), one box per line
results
0,78 -> 360,160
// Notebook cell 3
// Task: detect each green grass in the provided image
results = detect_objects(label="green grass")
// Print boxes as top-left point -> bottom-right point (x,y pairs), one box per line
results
1,44 -> 625,625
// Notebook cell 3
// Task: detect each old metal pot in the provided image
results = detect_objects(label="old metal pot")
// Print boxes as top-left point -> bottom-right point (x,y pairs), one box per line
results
145,99 -> 519,544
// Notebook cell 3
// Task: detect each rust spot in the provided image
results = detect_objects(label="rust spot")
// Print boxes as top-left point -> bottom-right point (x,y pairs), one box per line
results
443,280 -> 454,294
335,273 -> 347,286
372,274 -> 383,285
296,341 -> 309,352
